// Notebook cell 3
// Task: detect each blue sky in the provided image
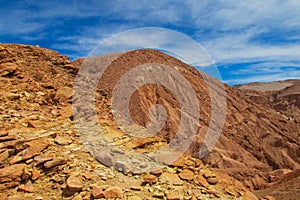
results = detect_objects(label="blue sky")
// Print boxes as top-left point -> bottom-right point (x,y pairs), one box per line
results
0,0 -> 299,85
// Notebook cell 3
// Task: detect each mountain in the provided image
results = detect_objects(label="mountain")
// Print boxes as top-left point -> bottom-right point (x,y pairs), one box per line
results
236,79 -> 300,124
236,80 -> 300,199
77,49 -> 299,186
0,43 -> 258,199
0,43 -> 299,199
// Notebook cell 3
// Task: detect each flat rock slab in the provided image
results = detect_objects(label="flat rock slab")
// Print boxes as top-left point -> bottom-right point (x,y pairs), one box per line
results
0,164 -> 26,183
159,172 -> 183,186
66,174 -> 83,193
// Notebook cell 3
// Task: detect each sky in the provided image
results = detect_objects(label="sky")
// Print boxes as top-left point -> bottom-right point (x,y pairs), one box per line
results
0,0 -> 300,85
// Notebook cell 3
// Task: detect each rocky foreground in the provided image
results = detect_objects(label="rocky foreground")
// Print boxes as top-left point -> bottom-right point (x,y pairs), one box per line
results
0,43 -> 298,199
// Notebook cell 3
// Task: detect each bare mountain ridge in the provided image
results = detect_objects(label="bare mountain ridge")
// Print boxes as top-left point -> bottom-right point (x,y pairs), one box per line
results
73,48 -> 299,191
0,43 -> 299,199
0,43 -> 258,199
236,80 -> 300,199
236,79 -> 300,123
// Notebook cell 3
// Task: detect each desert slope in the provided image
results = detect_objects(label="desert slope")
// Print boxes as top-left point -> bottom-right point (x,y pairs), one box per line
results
77,49 -> 299,191
0,43 -> 259,199
236,80 -> 300,199
236,79 -> 300,123
0,43 -> 299,199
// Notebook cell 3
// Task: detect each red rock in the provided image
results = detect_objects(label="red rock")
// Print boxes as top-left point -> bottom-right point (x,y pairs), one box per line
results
27,120 -> 38,128
8,155 -> 23,165
170,156 -> 187,167
225,186 -> 239,197
64,64 -> 79,71
92,186 -> 105,198
21,167 -> 31,181
54,87 -> 73,101
251,174 -> 265,190
60,105 -> 73,119
0,181 -> 20,191
82,172 -> 93,180
178,169 -> 194,181
202,171 -> 216,179
159,173 -> 183,186
0,135 -> 17,142
195,175 -> 209,187
22,137 -> 51,160
241,191 -> 259,200
193,158 -> 204,167
50,174 -> 65,184
131,171 -> 142,176
31,168 -> 40,181
0,63 -> 17,76
44,158 -> 67,169
33,155 -> 54,166
154,152 -> 183,166
7,92 -> 20,100
263,195 -> 276,200
0,43 -> 295,200
207,177 -> 218,185
207,189 -> 220,197
92,49 -> 300,191
103,186 -> 122,198
167,191 -> 181,200
143,174 -> 157,184
185,159 -> 195,166
18,181 -> 34,193
150,169 -> 163,175
0,140 -> 18,149
0,164 -> 26,183
131,137 -> 162,149
54,135 -> 72,145
0,149 -> 9,163
66,174 -> 83,193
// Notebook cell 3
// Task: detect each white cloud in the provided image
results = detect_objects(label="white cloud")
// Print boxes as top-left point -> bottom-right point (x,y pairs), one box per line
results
225,70 -> 300,85
89,27 -> 214,67
230,64 -> 300,75
188,0 -> 300,31
0,0 -> 299,84
201,28 -> 300,68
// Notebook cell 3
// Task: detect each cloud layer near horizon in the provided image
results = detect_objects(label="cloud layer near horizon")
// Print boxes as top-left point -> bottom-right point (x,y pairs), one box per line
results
0,0 -> 299,85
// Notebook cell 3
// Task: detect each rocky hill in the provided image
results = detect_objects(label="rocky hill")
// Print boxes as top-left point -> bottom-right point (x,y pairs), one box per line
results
75,49 -> 299,191
0,43 -> 259,199
236,80 -> 300,199
0,43 -> 299,199
236,80 -> 300,124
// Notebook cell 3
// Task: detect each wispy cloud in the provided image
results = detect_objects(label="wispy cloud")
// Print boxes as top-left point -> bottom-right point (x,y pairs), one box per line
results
224,70 -> 300,85
203,32 -> 300,64
220,61 -> 300,85
0,0 -> 299,84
